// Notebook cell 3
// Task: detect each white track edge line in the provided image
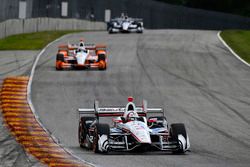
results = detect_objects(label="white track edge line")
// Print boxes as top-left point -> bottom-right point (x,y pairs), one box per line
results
27,33 -> 95,167
217,31 -> 250,67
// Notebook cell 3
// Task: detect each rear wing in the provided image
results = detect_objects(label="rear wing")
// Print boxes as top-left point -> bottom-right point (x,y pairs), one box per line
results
110,17 -> 143,22
58,43 -> 106,51
78,100 -> 164,119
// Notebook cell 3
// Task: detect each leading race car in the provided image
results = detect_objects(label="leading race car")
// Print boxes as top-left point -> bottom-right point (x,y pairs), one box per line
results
78,97 -> 190,154
55,40 -> 107,70
107,14 -> 143,34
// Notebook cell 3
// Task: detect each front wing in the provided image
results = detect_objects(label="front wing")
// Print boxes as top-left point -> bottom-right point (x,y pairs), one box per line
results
58,61 -> 102,69
97,128 -> 188,152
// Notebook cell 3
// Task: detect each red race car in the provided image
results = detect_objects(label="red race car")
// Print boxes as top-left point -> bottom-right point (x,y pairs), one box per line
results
56,40 -> 107,70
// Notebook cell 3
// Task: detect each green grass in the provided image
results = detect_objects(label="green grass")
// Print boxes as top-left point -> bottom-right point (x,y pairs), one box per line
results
0,30 -> 84,50
221,30 -> 250,64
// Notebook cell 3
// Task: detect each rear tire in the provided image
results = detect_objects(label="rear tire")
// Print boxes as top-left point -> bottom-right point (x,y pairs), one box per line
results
98,54 -> 106,62
56,53 -> 64,61
98,54 -> 107,70
78,122 -> 84,148
78,117 -> 96,149
170,123 -> 187,154
92,123 -> 110,153
56,54 -> 64,70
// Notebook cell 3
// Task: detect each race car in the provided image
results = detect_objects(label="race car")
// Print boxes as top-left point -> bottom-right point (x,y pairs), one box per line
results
78,96 -> 190,154
107,14 -> 143,33
55,40 -> 107,70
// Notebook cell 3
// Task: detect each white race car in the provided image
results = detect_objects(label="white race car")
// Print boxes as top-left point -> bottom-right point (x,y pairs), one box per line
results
107,15 -> 143,34
78,97 -> 190,153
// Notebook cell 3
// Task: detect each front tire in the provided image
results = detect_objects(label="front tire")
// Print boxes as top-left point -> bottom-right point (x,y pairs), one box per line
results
170,123 -> 187,154
92,123 -> 110,153
137,29 -> 143,33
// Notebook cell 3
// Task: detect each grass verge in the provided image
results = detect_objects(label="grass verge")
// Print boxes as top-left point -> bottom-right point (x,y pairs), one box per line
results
220,30 -> 250,64
0,30 -> 84,50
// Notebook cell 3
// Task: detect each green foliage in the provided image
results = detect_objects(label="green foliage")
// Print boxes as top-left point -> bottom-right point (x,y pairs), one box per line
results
221,30 -> 250,64
0,30 -> 84,50
156,0 -> 250,17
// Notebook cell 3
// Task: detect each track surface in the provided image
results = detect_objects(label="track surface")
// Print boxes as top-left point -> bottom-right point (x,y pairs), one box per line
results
32,30 -> 250,167
0,51 -> 39,79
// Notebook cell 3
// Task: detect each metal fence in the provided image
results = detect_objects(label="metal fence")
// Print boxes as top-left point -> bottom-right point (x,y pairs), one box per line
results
1,0 -> 250,30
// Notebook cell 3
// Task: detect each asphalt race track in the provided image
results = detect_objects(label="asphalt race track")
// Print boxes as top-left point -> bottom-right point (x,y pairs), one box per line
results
31,30 -> 250,167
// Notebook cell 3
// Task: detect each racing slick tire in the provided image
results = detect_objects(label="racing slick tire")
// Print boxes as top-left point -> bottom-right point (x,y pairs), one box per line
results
136,23 -> 143,33
108,27 -> 114,34
170,123 -> 187,154
78,117 -> 96,149
93,123 -> 110,153
56,53 -> 64,70
137,28 -> 143,34
98,54 -> 107,70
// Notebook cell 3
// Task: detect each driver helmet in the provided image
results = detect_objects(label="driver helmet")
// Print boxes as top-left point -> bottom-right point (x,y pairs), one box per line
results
78,40 -> 86,51
79,41 -> 84,47
124,16 -> 129,21
125,111 -> 139,122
